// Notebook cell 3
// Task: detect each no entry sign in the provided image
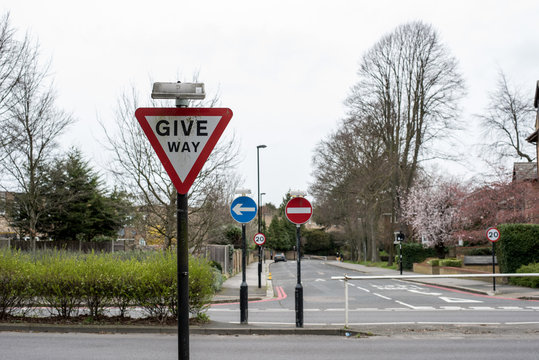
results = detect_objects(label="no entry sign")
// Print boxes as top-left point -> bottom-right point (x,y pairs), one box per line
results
285,197 -> 313,225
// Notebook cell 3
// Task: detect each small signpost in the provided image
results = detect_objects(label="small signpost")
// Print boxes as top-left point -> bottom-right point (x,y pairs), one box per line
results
394,231 -> 405,275
230,194 -> 257,324
486,227 -> 500,292
285,195 -> 313,328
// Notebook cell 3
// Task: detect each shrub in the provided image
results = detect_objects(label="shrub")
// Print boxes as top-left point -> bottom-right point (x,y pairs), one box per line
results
36,251 -> 83,318
79,253 -> 116,318
428,259 -> 439,266
134,251 -> 176,323
401,243 -> 437,270
439,258 -> 462,267
0,250 -> 35,318
497,224 -> 539,273
510,263 -> 539,288
188,257 -> 216,316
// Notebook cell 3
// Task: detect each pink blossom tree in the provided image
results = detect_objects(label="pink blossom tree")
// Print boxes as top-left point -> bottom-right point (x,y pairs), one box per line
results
401,179 -> 465,258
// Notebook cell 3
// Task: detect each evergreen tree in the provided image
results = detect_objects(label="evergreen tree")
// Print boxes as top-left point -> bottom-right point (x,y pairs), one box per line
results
40,149 -> 131,241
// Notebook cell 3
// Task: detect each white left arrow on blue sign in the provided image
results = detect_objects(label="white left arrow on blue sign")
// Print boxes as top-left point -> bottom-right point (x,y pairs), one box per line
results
232,203 -> 256,216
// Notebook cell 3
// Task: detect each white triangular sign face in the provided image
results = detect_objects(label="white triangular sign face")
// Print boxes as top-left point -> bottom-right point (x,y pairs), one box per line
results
135,108 -> 233,194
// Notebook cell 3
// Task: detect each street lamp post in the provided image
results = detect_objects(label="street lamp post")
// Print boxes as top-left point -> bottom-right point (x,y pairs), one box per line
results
260,192 -> 266,263
256,145 -> 267,288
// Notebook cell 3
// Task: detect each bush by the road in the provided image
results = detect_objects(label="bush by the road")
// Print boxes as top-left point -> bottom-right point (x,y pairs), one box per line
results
0,250 -> 217,322
510,263 -> 539,288
497,224 -> 539,274
401,243 -> 437,270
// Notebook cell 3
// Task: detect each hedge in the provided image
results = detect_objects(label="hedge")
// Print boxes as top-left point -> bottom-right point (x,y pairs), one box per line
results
0,250 -> 218,322
401,243 -> 437,270
496,224 -> 539,274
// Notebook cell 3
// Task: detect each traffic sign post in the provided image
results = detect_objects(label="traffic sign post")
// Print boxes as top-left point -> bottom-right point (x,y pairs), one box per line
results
285,196 -> 313,328
136,91 -> 232,360
486,227 -> 500,292
230,195 -> 257,324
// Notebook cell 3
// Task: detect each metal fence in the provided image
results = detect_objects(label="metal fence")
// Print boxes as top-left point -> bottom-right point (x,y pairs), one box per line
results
0,238 -> 136,252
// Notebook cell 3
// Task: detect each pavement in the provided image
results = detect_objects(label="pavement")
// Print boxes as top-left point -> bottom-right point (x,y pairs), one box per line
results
211,260 -> 272,304
1,258 -> 537,336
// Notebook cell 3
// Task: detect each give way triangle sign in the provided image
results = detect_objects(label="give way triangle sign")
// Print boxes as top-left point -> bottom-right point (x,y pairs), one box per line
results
135,107 -> 233,194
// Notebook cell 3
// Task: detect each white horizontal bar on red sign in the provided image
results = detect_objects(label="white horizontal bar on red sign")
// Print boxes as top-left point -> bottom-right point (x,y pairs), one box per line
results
286,208 -> 312,214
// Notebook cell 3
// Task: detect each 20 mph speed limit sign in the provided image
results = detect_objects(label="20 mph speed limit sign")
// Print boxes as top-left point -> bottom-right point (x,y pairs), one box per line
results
253,233 -> 266,246
486,227 -> 500,242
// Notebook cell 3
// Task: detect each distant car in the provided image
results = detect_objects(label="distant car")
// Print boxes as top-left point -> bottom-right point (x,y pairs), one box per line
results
274,253 -> 286,262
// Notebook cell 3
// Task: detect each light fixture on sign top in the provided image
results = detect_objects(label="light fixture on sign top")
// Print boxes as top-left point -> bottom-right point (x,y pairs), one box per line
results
151,82 -> 206,99
151,82 -> 206,107
234,188 -> 252,196
289,190 -> 307,198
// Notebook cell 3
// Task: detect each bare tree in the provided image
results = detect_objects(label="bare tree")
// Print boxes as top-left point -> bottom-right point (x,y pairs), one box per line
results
478,71 -> 535,162
0,23 -> 73,250
311,21 -> 465,264
0,13 -> 34,151
103,82 -> 240,251
310,117 -> 391,261
345,21 -> 465,261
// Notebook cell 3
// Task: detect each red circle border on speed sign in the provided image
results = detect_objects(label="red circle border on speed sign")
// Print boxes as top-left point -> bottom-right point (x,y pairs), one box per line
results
285,197 -> 313,225
486,227 -> 500,242
253,233 -> 266,246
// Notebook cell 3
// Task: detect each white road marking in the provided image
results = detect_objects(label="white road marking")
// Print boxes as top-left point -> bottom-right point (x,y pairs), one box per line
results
469,306 -> 495,310
438,296 -> 483,303
408,289 -> 442,296
373,293 -> 392,300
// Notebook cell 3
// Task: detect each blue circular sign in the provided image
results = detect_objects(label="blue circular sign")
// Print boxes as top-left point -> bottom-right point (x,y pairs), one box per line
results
230,196 -> 258,223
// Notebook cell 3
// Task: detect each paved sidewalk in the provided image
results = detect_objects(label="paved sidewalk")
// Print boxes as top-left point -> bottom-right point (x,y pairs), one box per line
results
325,260 -> 539,300
212,260 -> 273,304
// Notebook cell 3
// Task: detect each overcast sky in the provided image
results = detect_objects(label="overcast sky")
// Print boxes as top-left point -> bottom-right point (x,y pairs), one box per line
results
2,0 -> 539,206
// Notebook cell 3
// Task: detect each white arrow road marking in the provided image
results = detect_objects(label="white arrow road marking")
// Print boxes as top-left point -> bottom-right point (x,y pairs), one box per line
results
232,203 -> 255,215
286,207 -> 312,214
408,289 -> 442,296
439,296 -> 483,303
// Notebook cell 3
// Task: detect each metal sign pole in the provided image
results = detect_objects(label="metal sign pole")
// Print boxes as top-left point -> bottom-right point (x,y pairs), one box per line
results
177,192 -> 189,360
492,242 -> 496,292
240,223 -> 248,324
295,224 -> 303,328
399,242 -> 403,275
